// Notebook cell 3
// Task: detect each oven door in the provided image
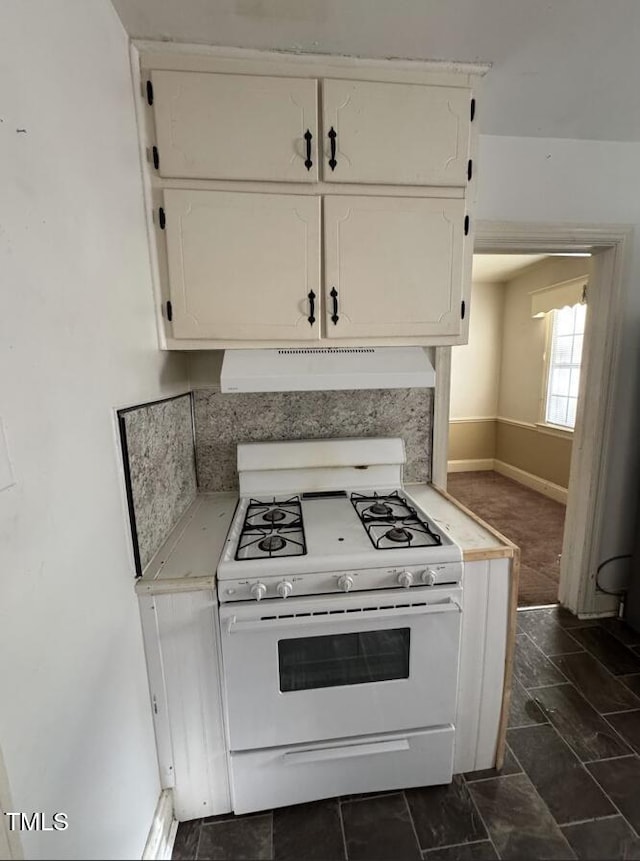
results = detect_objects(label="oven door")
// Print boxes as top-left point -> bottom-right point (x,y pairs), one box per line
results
219,585 -> 462,751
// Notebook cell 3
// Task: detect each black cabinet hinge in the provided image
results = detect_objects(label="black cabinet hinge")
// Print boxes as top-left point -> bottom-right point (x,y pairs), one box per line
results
166,300 -> 173,322
146,80 -> 154,106
467,159 -> 473,181
461,300 -> 466,320
152,146 -> 160,170
158,207 -> 166,229
470,98 -> 476,122
464,214 -> 470,236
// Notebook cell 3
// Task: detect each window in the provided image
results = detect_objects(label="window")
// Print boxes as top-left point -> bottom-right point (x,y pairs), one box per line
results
278,628 -> 410,692
544,303 -> 586,430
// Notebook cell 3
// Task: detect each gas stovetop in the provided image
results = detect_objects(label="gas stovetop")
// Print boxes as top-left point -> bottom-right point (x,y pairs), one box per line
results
217,438 -> 463,602
217,487 -> 462,600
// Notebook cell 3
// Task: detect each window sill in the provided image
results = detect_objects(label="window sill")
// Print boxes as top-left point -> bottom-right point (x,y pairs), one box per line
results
536,422 -> 574,439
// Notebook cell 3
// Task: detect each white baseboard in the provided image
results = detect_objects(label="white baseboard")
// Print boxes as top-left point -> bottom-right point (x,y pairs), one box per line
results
447,459 -> 569,504
493,460 -> 568,504
142,789 -> 177,861
447,458 -> 495,473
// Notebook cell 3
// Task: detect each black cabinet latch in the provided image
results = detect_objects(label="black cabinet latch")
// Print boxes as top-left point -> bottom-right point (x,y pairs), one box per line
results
470,98 -> 476,121
152,146 -> 160,170
158,207 -> 166,229
464,215 -> 470,236
461,300 -> 466,320
166,301 -> 173,322
146,80 -> 154,106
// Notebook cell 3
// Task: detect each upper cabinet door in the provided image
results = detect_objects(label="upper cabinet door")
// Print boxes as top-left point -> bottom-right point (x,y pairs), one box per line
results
151,71 -> 319,182
323,195 -> 466,339
164,189 -> 321,341
322,79 -> 471,186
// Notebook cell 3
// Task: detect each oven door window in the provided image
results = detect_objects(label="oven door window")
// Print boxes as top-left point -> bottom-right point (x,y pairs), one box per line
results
278,628 -> 410,692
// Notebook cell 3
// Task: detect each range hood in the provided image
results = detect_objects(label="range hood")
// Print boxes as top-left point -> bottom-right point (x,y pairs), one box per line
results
220,347 -> 436,393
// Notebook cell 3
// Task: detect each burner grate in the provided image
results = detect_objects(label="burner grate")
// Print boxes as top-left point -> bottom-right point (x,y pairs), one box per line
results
350,491 -> 443,550
235,496 -> 307,560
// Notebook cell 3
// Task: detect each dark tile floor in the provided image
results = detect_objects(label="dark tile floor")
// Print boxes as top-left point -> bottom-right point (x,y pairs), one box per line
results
173,607 -> 640,860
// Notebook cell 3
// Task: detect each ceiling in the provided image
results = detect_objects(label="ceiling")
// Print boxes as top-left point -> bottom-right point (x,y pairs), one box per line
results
472,254 -> 547,282
111,0 -> 640,142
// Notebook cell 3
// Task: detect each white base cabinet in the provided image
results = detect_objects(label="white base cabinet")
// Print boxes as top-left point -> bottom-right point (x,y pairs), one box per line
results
138,590 -> 231,821
455,558 -> 511,773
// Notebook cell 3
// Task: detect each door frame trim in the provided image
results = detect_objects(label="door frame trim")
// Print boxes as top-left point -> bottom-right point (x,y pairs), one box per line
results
0,742 -> 23,860
432,220 -> 632,617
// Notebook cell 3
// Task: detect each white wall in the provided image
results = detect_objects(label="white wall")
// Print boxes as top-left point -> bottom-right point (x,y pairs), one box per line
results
110,0 -> 640,144
450,281 -> 504,420
0,2 -> 188,859
478,134 -> 640,574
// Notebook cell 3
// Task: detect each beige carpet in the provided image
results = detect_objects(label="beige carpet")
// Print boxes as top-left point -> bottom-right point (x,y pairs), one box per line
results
447,471 -> 566,607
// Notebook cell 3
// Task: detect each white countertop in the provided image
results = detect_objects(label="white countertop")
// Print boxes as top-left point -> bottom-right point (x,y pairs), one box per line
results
135,484 -> 516,596
405,484 -> 517,561
135,493 -> 237,595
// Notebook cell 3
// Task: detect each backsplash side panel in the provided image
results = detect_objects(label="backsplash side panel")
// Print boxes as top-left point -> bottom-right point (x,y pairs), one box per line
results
120,392 -> 197,572
193,388 -> 433,491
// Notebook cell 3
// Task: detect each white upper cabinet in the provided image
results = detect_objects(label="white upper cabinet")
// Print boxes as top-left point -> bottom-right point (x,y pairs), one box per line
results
163,189 -> 321,341
151,71 -> 319,182
322,79 -> 471,186
323,195 -> 466,339
140,50 -> 481,347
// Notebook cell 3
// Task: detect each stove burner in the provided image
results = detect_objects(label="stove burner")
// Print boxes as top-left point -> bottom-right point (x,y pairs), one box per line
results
386,527 -> 413,544
350,490 -> 444,550
369,502 -> 393,517
258,535 -> 287,553
235,495 -> 307,561
263,509 -> 287,523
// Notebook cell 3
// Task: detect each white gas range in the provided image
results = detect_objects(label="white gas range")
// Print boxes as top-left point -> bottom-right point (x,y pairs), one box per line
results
216,438 -> 463,814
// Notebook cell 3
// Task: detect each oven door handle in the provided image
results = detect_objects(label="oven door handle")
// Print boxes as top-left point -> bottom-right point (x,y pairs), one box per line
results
224,598 -> 461,635
282,737 -> 410,766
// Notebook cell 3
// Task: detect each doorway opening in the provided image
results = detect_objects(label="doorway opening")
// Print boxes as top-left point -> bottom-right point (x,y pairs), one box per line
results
431,222 -> 630,619
447,252 -> 590,607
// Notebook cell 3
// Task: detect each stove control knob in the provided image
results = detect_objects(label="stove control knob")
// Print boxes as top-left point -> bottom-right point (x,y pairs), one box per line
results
338,574 -> 354,592
251,582 -> 267,601
397,571 -> 413,588
422,569 -> 437,586
277,580 -> 293,599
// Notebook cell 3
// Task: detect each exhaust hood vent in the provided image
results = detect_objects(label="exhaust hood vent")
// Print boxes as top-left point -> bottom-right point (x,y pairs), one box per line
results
220,347 -> 436,393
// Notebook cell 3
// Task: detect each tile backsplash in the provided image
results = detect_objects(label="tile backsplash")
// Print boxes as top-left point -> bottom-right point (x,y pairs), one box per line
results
193,387 -> 433,492
119,392 -> 197,573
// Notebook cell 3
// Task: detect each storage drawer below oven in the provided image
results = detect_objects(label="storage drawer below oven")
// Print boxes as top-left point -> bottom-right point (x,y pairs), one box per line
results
229,725 -> 454,814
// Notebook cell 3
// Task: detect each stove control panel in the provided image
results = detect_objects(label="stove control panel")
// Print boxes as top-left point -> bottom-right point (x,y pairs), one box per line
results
276,580 -> 293,599
218,561 -> 463,602
397,571 -> 414,588
338,574 -> 354,592
422,569 -> 438,586
250,582 -> 267,601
